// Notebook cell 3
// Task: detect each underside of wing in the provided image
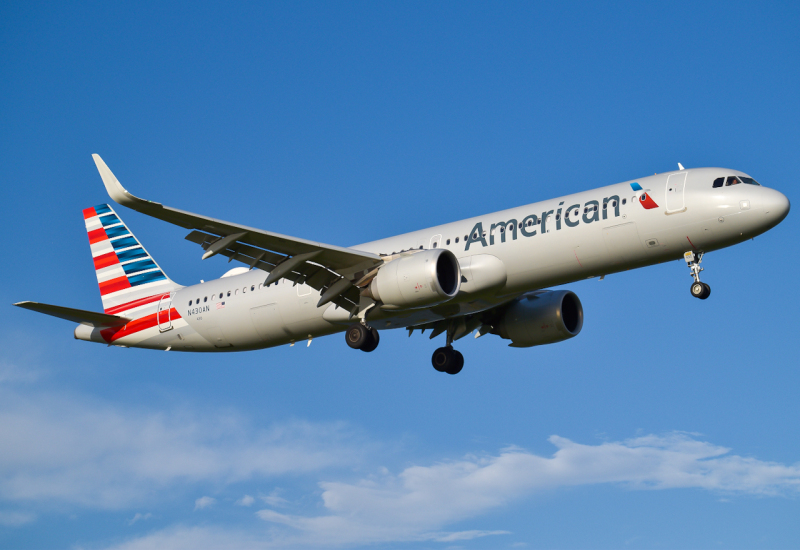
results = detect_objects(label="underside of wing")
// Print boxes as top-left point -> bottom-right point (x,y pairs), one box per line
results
92,155 -> 384,311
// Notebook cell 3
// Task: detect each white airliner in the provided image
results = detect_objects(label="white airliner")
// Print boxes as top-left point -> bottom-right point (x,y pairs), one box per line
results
15,156 -> 790,374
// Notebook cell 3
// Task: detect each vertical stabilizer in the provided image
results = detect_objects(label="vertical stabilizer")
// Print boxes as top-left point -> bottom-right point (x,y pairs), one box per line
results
83,203 -> 182,315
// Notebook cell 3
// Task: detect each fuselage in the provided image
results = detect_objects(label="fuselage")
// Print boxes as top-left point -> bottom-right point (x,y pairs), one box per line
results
79,167 -> 789,351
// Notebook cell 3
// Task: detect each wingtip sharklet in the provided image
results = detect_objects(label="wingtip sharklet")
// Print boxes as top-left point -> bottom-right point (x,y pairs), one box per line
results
91,154 -> 160,209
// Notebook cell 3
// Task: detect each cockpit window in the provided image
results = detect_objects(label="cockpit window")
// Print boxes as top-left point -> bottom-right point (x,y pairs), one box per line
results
739,177 -> 761,186
726,176 -> 740,186
712,177 -> 724,188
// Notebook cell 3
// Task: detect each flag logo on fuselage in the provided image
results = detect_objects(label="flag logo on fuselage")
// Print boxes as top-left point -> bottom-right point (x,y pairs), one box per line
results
630,182 -> 659,209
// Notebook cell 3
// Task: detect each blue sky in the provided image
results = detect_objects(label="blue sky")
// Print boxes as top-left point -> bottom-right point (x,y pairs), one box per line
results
2,1 -> 800,548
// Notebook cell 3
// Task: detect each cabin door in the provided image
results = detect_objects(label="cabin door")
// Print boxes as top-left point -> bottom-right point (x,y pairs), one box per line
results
157,293 -> 173,332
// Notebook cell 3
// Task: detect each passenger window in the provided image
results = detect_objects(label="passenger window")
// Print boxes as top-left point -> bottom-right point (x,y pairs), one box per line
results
556,214 -> 560,220
204,297 -> 207,302
196,298 -> 199,303
251,285 -> 255,291
227,291 -> 231,297
622,199 -> 627,205
613,201 -> 617,207
189,300 -> 192,306
726,176 -> 740,186
446,239 -> 451,245
455,237 -> 459,243
712,177 -> 724,188
432,242 -> 437,248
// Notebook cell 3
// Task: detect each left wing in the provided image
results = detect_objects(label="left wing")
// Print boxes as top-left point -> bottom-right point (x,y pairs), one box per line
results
92,155 -> 384,311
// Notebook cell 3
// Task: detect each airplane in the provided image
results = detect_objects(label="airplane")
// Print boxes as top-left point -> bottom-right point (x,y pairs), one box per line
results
15,156 -> 790,375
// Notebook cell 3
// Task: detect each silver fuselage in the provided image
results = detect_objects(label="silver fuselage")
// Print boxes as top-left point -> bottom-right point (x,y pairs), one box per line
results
96,167 -> 789,351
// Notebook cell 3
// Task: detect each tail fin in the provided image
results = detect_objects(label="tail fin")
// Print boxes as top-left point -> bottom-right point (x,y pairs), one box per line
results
83,203 -> 181,315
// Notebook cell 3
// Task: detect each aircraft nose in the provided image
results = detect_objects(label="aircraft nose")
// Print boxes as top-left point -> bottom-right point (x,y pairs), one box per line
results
763,188 -> 790,226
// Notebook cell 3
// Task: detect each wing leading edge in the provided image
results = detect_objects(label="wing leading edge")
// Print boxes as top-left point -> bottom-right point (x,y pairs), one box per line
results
92,155 -> 383,311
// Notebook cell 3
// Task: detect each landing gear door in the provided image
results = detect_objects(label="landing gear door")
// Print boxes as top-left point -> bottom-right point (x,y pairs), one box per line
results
666,172 -> 687,213
157,293 -> 173,332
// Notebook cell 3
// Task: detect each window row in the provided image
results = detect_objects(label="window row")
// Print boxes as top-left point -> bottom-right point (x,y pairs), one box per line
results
188,280 -> 282,306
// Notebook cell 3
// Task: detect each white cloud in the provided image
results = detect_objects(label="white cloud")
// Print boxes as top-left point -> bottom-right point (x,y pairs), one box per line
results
252,432 -> 800,546
236,495 -> 255,506
260,490 -> 288,507
128,512 -> 153,525
99,525 -> 266,550
194,496 -> 216,510
3,359 -> 799,549
0,388 -> 365,509
0,510 -> 36,526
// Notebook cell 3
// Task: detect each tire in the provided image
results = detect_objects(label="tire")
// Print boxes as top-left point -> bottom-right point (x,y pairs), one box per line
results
700,283 -> 711,300
360,327 -> 380,352
690,282 -> 705,298
346,324 -> 369,350
446,350 -> 464,375
432,346 -> 454,372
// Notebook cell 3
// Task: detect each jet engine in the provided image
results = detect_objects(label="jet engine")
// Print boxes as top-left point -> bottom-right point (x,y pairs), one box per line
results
492,290 -> 583,347
363,249 -> 461,310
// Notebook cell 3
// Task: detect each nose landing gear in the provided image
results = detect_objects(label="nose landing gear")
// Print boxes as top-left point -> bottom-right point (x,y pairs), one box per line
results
685,251 -> 711,300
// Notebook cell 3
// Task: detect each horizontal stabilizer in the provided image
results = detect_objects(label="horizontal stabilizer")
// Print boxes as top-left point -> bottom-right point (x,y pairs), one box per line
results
14,301 -> 130,327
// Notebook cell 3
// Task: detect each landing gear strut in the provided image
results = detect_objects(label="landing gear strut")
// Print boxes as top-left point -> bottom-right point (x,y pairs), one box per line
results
345,323 -> 380,352
430,322 -> 464,375
685,251 -> 711,300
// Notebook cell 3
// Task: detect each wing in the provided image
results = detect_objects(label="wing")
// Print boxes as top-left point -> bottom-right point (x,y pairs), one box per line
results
14,301 -> 131,327
92,155 -> 384,311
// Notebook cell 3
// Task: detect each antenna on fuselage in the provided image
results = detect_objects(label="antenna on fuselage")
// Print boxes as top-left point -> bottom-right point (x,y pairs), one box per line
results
678,163 -> 685,170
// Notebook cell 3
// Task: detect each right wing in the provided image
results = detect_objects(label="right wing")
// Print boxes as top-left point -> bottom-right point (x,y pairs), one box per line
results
92,155 -> 384,312
14,301 -> 130,327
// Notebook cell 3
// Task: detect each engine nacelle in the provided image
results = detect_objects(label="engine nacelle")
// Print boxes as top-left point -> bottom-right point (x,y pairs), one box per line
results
493,290 -> 583,347
365,249 -> 461,310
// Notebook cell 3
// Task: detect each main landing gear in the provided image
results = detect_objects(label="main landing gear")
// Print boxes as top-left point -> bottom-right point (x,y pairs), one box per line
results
432,346 -> 464,375
430,321 -> 465,375
685,251 -> 711,300
345,323 -> 380,352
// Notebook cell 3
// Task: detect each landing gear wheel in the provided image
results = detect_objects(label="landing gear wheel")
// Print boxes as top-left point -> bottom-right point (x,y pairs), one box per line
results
432,346 -> 453,372
690,282 -> 705,299
360,327 -> 380,352
446,350 -> 464,375
346,324 -> 369,350
431,346 -> 464,374
700,283 -> 711,300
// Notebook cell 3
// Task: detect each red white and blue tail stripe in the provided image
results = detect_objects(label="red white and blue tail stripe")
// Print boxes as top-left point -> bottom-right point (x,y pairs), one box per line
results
83,203 -> 181,316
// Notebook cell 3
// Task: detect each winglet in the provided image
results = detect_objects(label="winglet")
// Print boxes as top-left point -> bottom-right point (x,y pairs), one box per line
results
92,154 -> 162,209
